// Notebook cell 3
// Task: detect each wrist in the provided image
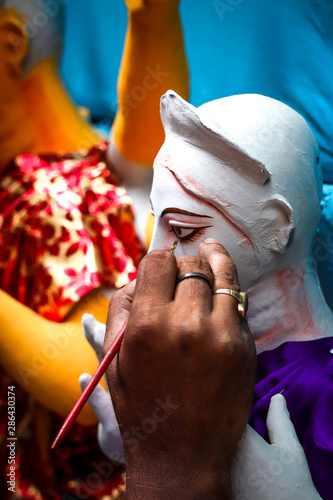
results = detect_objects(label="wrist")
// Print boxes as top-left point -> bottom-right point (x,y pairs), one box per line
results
125,459 -> 232,500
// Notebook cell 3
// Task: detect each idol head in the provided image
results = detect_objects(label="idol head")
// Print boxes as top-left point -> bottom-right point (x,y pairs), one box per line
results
150,91 -> 322,292
0,0 -> 66,165
0,0 -> 64,75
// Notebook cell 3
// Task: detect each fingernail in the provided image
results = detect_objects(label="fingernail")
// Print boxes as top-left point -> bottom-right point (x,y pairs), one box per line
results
203,238 -> 219,244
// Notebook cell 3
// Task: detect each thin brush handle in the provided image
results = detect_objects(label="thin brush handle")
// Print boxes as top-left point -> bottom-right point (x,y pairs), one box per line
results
51,318 -> 128,449
51,242 -> 177,450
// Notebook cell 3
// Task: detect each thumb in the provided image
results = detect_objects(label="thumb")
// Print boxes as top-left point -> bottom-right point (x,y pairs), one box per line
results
266,394 -> 299,448
103,279 -> 136,353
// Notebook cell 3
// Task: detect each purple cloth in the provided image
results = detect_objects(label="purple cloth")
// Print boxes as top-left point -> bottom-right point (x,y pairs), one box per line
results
249,337 -> 333,499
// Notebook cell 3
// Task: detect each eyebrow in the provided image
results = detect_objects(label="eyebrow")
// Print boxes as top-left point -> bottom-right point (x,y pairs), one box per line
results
161,208 -> 213,218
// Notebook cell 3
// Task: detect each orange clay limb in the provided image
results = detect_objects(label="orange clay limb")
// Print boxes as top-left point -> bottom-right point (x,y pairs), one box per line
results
0,3 -> 188,422
0,18 -> 100,169
109,0 -> 189,180
0,3 -> 189,171
0,288 -> 111,425
0,10 -> 105,425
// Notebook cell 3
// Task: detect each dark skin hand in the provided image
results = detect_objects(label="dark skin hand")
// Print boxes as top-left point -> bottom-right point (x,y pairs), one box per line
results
103,239 -> 257,499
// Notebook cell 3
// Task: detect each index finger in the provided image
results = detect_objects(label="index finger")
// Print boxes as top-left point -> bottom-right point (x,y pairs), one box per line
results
104,250 -> 177,354
132,249 -> 177,308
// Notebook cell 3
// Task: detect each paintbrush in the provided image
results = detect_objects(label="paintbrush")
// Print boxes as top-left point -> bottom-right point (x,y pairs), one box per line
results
51,241 -> 178,449
51,318 -> 127,449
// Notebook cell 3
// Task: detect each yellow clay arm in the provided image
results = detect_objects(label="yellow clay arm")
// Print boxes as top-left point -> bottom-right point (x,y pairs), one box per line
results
0,288 -> 110,425
110,0 -> 189,173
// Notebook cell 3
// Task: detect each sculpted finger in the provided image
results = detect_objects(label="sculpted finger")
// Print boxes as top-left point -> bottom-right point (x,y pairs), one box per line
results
79,373 -> 125,464
237,424 -> 270,457
267,394 -> 300,449
82,313 -> 106,362
79,373 -> 114,426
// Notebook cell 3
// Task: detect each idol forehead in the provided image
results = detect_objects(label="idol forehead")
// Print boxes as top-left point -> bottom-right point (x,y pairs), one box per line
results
157,90 -> 322,224
159,90 -> 271,186
151,148 -> 263,255
151,163 -> 215,214
153,135 -> 271,226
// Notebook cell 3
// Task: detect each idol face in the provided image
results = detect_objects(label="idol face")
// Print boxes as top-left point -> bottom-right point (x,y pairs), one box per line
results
149,162 -> 260,292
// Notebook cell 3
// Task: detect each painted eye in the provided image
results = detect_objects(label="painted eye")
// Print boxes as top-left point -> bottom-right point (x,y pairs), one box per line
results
169,225 -> 212,244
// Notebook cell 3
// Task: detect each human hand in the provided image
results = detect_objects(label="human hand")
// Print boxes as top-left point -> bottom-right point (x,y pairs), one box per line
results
104,239 -> 257,499
79,314 -> 124,464
232,394 -> 323,500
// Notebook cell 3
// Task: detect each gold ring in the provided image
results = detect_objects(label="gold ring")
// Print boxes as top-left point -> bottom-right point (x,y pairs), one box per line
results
213,288 -> 248,318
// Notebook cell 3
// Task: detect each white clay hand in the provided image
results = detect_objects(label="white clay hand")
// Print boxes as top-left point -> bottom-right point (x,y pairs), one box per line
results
231,394 -> 322,500
79,314 -> 124,464
81,313 -> 107,363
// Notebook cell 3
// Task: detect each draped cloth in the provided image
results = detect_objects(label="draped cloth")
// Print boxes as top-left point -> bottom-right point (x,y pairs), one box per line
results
250,337 -> 333,500
0,143 -> 143,499
0,142 -> 144,321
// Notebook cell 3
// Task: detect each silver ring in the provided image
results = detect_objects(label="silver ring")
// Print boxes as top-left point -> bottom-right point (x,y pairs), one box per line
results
176,272 -> 212,291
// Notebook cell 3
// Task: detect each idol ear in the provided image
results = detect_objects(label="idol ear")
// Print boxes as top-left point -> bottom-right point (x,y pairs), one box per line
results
0,13 -> 29,77
268,196 -> 295,255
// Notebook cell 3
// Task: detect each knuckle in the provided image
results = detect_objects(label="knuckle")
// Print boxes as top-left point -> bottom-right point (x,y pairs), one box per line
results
108,287 -> 123,312
116,317 -> 152,356
199,260 -> 214,278
177,255 -> 214,279
107,282 -> 133,315
229,330 -> 256,365
136,251 -> 176,287
128,304 -> 169,345
177,254 -> 200,268
125,310 -> 171,358
170,313 -> 207,355
176,322 -> 198,354
131,308 -> 157,332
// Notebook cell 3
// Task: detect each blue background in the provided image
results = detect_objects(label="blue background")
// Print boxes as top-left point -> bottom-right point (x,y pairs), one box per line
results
61,0 -> 333,181
60,0 -> 333,307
